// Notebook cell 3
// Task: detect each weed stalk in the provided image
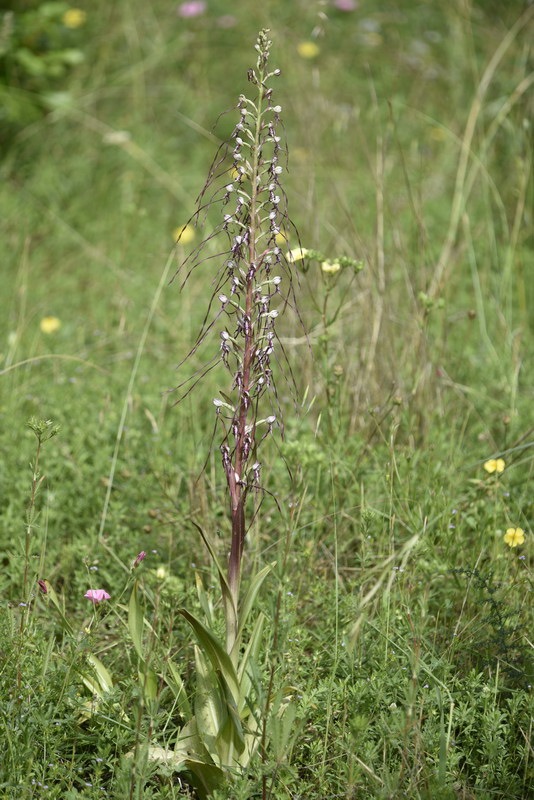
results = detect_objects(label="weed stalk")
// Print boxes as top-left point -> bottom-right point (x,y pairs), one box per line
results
21,418 -> 59,629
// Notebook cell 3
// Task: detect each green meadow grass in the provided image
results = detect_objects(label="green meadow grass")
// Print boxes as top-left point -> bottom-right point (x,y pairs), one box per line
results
0,1 -> 532,797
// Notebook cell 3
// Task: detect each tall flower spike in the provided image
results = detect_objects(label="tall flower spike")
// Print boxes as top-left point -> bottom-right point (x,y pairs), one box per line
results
216,33 -> 289,606
173,30 -> 294,654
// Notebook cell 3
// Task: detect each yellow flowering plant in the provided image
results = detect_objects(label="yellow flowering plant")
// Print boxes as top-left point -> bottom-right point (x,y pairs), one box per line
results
287,246 -> 363,276
62,8 -> 86,29
484,458 -> 506,474
288,247 -> 364,434
297,41 -> 320,59
173,224 -> 196,245
503,527 -> 525,548
39,316 -> 62,334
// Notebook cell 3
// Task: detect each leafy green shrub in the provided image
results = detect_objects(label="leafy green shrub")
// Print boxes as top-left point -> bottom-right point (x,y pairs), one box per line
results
0,1 -> 87,145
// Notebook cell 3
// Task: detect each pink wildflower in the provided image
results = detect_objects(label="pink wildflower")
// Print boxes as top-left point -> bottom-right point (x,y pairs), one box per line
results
133,551 -> 147,568
84,589 -> 111,604
177,1 -> 206,18
333,0 -> 358,10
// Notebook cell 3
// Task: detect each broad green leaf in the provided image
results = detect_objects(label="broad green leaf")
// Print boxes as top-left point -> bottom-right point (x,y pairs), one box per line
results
165,660 -> 192,717
179,609 -> 240,702
237,612 -> 265,690
214,711 -> 238,766
81,673 -> 103,699
175,720 -> 226,798
194,646 -> 224,747
133,737 -> 225,800
140,665 -> 159,703
218,676 -> 246,756
181,759 -> 224,800
176,718 -> 213,762
15,48 -> 46,77
232,562 -> 274,661
189,521 -> 234,615
180,610 -> 246,761
86,653 -> 113,694
195,572 -> 213,626
269,699 -> 298,763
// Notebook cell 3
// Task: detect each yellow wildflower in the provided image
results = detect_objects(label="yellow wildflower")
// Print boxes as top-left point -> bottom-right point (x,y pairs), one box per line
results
483,458 -> 505,474
287,247 -> 309,262
173,224 -> 196,244
275,231 -> 289,246
62,9 -> 87,28
297,41 -> 320,59
40,316 -> 61,334
503,527 -> 525,548
321,260 -> 341,274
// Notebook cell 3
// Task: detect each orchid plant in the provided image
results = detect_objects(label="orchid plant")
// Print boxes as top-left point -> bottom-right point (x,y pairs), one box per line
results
179,29 -> 291,659
126,29 -> 297,795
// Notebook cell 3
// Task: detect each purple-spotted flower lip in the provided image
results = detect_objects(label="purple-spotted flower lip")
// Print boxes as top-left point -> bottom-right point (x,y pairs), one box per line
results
84,589 -> 111,604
